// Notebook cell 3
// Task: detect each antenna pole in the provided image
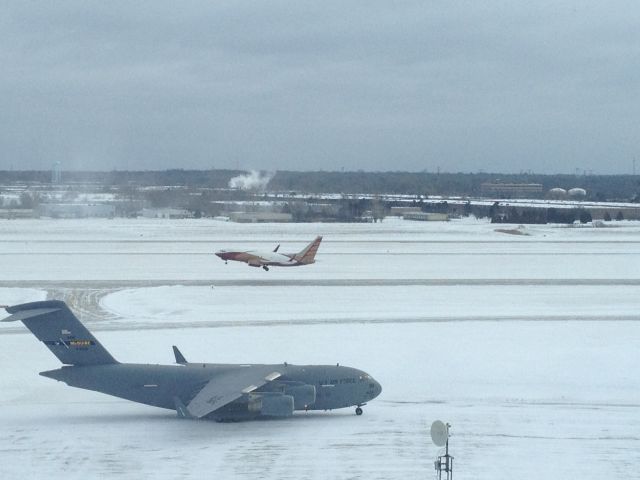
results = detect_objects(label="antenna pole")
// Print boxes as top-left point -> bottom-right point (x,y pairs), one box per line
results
431,420 -> 454,479
435,437 -> 454,479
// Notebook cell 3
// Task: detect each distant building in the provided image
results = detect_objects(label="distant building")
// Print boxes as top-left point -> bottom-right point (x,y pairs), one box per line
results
0,209 -> 37,219
547,188 -> 567,199
403,212 -> 449,221
568,188 -> 587,199
141,208 -> 192,219
38,203 -> 115,218
582,206 -> 640,220
228,212 -> 293,223
389,206 -> 422,216
480,182 -> 543,198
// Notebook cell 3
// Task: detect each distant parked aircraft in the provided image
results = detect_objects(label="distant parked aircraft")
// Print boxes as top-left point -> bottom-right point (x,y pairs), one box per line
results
215,236 -> 322,271
3,300 -> 381,421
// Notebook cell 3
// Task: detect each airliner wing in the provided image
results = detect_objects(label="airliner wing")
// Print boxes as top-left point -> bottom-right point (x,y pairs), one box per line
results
243,253 -> 270,267
248,252 -> 291,266
186,369 -> 281,418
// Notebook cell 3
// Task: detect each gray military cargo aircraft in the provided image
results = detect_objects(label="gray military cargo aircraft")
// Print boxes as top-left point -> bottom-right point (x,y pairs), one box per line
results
3,300 -> 382,421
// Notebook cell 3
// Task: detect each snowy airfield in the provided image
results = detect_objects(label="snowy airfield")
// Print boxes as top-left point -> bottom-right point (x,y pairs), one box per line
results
1,217 -> 639,479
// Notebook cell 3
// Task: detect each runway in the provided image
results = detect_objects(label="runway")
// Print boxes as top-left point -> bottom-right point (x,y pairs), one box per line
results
1,277 -> 639,335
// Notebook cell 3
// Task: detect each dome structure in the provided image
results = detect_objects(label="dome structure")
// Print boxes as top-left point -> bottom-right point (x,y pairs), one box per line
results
568,188 -> 587,198
548,188 -> 567,199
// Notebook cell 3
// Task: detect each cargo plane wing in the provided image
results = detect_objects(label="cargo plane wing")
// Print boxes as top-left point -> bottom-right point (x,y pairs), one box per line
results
215,236 -> 322,271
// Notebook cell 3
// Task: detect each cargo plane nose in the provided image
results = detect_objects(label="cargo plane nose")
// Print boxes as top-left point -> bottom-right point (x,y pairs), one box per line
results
370,377 -> 382,400
354,372 -> 382,415
359,371 -> 382,403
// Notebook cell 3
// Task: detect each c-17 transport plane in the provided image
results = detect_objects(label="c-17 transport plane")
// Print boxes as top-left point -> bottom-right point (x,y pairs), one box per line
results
3,300 -> 381,421
215,236 -> 322,271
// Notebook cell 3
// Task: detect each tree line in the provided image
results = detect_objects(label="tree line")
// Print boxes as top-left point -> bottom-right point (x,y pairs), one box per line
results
2,169 -> 639,201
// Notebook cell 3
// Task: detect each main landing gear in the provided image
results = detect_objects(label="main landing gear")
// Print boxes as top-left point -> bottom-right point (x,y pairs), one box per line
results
262,266 -> 269,271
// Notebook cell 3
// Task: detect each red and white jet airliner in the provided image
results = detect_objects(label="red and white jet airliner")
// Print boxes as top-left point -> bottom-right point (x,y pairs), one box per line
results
215,236 -> 322,271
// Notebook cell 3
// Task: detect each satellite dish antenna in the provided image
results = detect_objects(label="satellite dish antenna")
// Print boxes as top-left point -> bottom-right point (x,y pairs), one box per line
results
431,421 -> 454,479
430,420 -> 449,447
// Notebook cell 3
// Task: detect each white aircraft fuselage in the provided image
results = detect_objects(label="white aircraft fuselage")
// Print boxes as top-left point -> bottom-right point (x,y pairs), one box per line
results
215,236 -> 322,271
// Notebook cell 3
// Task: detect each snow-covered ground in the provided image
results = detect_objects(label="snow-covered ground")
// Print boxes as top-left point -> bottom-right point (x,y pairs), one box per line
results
0,217 -> 639,479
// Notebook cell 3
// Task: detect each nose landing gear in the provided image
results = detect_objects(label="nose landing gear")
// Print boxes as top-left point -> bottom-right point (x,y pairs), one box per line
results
355,406 -> 363,416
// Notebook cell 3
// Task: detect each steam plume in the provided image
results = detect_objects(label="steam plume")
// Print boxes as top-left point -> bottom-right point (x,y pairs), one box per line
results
228,170 -> 274,190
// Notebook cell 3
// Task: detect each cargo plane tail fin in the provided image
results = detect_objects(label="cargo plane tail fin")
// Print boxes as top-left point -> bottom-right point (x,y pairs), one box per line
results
172,345 -> 188,364
2,300 -> 118,366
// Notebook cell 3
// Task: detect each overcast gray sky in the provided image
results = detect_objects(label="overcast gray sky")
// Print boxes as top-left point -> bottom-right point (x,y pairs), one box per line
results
1,1 -> 639,173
